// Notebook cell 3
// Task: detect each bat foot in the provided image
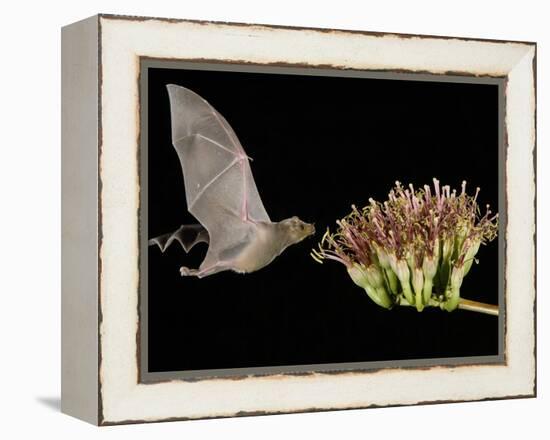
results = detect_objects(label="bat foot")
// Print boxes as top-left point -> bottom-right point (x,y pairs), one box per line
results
179,263 -> 229,278
179,266 -> 199,277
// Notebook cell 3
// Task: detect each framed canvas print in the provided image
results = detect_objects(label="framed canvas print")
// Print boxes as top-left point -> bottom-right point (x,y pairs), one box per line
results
61,14 -> 536,425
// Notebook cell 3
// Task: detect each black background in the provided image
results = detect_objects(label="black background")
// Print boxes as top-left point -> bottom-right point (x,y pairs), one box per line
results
146,66 -> 500,372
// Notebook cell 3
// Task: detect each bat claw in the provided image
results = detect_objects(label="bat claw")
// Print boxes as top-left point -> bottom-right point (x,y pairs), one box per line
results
179,266 -> 198,277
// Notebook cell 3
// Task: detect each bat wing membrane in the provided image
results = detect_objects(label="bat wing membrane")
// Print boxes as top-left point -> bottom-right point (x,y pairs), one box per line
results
166,85 -> 270,268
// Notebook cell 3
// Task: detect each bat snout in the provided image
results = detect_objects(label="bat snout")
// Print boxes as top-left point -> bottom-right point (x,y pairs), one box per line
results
306,223 -> 316,236
283,217 -> 316,242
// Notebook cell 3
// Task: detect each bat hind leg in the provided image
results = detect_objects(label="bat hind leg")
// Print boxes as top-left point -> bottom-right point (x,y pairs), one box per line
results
180,263 -> 229,278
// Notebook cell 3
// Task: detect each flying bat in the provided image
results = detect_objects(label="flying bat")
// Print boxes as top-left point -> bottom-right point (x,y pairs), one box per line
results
149,85 -> 315,278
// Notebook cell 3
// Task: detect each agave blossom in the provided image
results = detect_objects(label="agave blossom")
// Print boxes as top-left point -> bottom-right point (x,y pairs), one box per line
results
312,179 -> 498,313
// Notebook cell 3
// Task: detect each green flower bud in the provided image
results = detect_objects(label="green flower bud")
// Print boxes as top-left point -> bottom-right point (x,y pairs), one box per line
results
442,237 -> 453,261
439,237 -> 454,289
463,239 -> 481,276
388,254 -> 414,305
451,264 -> 465,290
422,255 -> 438,280
411,267 -> 425,311
365,264 -> 385,289
348,263 -> 369,290
373,243 -> 391,270
422,255 -> 438,305
384,268 -> 399,295
443,264 -> 465,311
432,237 -> 441,261
348,263 -> 393,309
453,222 -> 470,262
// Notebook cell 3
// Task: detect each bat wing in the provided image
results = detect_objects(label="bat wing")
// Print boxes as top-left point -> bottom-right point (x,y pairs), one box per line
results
166,85 -> 270,267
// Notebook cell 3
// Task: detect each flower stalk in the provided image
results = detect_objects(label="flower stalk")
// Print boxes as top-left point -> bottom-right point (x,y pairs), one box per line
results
311,179 -> 499,314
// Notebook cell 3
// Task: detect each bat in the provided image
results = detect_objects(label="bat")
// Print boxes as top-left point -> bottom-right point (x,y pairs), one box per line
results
149,85 -> 315,278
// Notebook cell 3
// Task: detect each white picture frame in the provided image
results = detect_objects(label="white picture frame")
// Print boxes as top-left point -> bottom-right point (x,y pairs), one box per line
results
61,14 -> 536,425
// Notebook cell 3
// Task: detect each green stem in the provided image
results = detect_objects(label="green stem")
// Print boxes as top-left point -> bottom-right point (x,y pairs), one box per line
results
396,296 -> 498,316
458,299 -> 499,316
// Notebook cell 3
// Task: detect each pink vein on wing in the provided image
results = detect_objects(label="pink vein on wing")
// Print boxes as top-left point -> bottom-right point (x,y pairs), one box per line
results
210,110 -> 250,222
194,134 -> 237,157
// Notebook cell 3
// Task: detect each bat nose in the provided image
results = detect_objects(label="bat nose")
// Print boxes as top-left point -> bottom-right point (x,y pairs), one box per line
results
308,223 -> 316,235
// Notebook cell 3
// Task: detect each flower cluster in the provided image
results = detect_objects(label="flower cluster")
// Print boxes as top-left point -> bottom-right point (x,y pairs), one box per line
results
311,179 -> 498,312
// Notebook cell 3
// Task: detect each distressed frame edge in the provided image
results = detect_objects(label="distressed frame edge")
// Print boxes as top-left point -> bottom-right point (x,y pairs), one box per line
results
504,44 -> 538,397
532,43 -> 538,399
95,14 -> 537,425
97,12 -> 537,46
